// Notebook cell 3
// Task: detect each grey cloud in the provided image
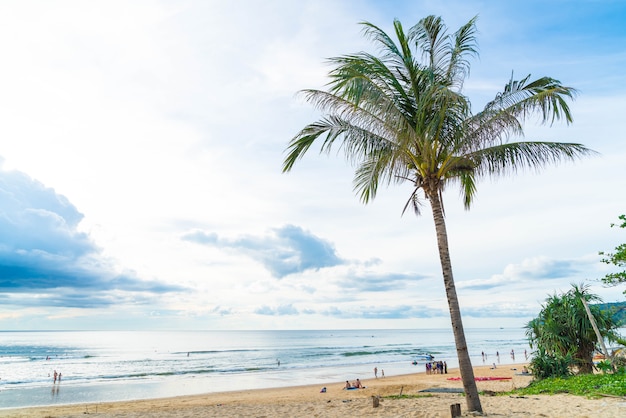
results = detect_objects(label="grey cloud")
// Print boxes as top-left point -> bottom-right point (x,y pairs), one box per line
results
321,306 -> 343,317
0,165 -> 183,307
515,259 -> 579,280
356,305 -> 445,319
215,307 -> 233,316
0,290 -> 155,309
180,230 -> 218,245
456,280 -> 508,291
334,272 -> 429,292
461,305 -> 537,318
182,224 -> 344,277
256,304 -> 447,320
459,257 -> 582,291
0,168 -> 93,257
254,304 -> 299,316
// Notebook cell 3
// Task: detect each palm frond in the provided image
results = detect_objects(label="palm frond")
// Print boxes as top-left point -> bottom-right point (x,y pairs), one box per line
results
438,155 -> 477,208
359,21 -> 404,65
299,89 -> 395,139
485,74 -> 578,126
326,53 -> 418,128
401,185 -> 424,216
283,114 -> 398,171
463,106 -> 524,151
469,141 -> 597,178
464,75 -> 577,154
411,15 -> 449,72
353,147 -> 399,203
445,16 -> 479,87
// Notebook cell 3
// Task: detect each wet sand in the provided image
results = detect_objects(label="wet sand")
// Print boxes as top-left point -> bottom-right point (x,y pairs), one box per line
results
2,364 -> 624,417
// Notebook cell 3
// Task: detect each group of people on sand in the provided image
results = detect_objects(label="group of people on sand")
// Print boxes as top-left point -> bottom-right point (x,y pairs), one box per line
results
344,378 -> 363,389
425,361 -> 447,374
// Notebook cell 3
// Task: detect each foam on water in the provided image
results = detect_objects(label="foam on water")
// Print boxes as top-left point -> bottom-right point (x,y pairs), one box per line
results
0,328 -> 530,409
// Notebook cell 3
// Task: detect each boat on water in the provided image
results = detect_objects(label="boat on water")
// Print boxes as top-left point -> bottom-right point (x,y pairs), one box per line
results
412,354 -> 435,365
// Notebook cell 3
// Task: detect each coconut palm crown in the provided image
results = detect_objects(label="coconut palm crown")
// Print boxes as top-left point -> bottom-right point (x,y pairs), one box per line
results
282,15 -> 595,413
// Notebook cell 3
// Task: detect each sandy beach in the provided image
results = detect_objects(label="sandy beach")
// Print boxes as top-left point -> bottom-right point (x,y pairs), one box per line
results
1,364 -> 624,418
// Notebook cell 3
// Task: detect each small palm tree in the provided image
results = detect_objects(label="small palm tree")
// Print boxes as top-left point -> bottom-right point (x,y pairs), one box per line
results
282,15 -> 595,413
526,284 -> 619,375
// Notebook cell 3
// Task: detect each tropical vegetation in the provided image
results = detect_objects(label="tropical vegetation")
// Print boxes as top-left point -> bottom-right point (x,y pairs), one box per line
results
597,301 -> 626,326
600,214 -> 626,293
282,15 -> 595,413
526,284 -> 621,378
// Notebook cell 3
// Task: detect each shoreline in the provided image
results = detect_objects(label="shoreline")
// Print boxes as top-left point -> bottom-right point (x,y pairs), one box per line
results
0,328 -> 531,410
0,355 -> 525,410
2,363 -> 625,417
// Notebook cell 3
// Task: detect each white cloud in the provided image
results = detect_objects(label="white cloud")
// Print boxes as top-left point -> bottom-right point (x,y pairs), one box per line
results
0,0 -> 624,330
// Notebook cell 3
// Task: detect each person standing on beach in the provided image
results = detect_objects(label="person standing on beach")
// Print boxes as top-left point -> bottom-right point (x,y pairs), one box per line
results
374,366 -> 378,378
381,369 -> 384,378
53,370 -> 57,384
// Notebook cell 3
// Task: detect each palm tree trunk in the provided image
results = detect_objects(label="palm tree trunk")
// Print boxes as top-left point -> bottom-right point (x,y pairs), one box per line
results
580,296 -> 613,371
428,191 -> 483,413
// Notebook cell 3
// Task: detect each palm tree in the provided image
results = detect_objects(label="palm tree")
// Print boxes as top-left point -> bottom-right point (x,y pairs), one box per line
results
282,16 -> 595,413
526,284 -> 619,375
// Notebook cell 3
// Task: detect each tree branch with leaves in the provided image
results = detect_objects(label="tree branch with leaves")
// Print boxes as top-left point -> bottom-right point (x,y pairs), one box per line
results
600,215 -> 626,292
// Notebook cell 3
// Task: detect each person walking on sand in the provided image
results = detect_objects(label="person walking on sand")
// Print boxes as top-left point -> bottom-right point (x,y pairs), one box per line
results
381,369 -> 384,378
374,366 -> 378,378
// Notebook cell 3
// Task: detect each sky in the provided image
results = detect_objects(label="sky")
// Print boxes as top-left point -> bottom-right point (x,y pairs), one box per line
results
0,0 -> 625,331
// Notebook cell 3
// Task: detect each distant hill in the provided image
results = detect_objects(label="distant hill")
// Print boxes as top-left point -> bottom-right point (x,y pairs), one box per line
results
596,301 -> 626,327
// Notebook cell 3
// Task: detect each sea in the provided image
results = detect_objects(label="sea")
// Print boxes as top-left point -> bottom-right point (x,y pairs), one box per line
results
0,328 -> 530,409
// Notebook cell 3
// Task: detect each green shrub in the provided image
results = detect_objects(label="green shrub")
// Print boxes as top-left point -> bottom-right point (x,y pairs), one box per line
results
529,347 -> 572,379
596,360 -> 613,374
